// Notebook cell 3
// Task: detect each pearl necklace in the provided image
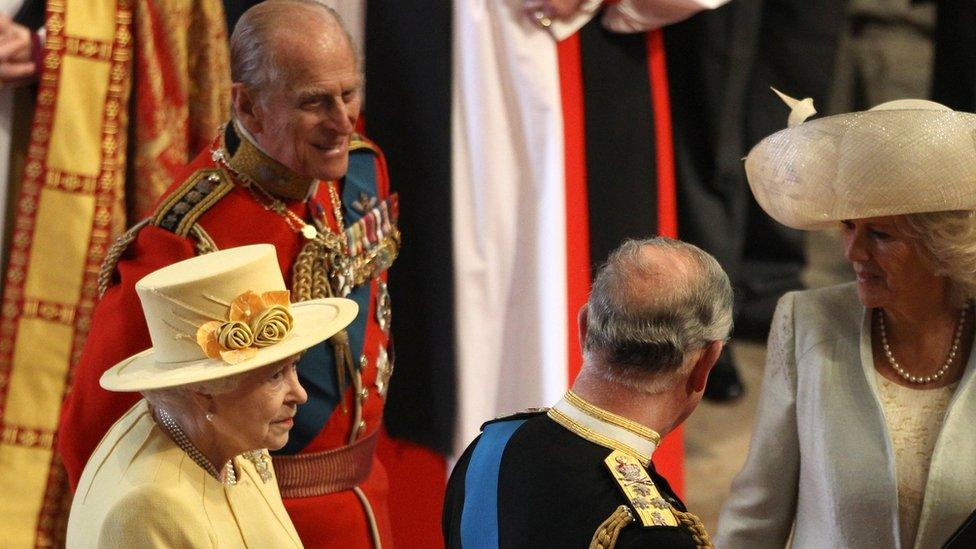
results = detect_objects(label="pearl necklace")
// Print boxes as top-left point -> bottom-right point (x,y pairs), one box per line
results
877,302 -> 969,384
155,407 -> 236,485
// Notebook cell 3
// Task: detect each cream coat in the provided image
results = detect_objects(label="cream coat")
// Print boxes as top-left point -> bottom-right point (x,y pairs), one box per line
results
66,400 -> 302,548
716,283 -> 976,549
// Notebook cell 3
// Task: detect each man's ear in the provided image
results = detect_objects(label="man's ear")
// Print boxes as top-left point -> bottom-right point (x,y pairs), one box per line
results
688,340 -> 724,393
232,82 -> 262,133
577,306 -> 588,351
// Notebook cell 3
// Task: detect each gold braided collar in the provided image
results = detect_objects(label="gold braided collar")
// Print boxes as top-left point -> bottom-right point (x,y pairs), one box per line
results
548,391 -> 660,467
220,121 -> 317,201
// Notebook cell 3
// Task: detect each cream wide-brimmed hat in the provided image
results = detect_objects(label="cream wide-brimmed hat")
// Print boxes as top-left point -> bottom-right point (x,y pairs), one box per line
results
100,244 -> 357,392
745,92 -> 976,230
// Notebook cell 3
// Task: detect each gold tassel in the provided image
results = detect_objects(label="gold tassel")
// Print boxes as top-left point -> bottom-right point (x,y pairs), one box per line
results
328,329 -> 355,414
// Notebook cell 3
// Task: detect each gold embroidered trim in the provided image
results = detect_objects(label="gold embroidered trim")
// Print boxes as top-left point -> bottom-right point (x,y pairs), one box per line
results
604,450 -> 677,527
565,391 -> 661,445
349,134 -> 380,155
548,408 -> 650,467
152,168 -> 233,236
189,224 -> 218,254
224,122 -> 315,200
589,505 -> 634,549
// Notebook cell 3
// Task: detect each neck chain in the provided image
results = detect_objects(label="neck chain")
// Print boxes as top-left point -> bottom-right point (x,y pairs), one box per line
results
155,406 -> 236,485
213,144 -> 347,251
248,176 -> 346,251
877,302 -> 969,384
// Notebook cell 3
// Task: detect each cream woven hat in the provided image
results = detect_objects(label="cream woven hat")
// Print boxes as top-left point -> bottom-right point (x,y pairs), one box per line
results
100,244 -> 357,392
745,92 -> 976,230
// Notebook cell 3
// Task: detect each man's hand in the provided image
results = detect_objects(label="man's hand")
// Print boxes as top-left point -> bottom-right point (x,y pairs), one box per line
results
0,15 -> 38,87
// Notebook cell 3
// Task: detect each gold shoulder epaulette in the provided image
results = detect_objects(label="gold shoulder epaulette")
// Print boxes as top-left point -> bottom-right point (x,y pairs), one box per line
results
349,134 -> 380,155
604,450 -> 677,528
152,168 -> 233,237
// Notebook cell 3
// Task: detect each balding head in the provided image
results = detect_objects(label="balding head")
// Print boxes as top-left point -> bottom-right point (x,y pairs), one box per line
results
230,1 -> 357,103
583,238 -> 733,393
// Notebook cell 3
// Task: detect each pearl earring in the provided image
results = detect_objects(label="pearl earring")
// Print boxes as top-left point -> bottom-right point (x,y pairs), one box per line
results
205,412 -> 215,422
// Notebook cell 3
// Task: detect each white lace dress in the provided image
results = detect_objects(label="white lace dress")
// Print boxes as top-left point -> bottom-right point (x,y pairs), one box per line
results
875,374 -> 957,549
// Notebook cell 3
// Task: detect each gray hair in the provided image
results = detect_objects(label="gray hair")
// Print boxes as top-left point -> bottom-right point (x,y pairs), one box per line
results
583,237 -> 734,393
230,0 -> 358,104
141,375 -> 243,412
900,210 -> 976,304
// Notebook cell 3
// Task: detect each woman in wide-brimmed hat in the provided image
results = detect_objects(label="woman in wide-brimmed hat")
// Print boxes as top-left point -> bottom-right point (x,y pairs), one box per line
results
716,96 -> 976,549
65,244 -> 357,548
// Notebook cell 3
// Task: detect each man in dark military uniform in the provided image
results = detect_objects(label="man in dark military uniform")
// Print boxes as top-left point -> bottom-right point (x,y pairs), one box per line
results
443,237 -> 732,548
57,2 -> 399,547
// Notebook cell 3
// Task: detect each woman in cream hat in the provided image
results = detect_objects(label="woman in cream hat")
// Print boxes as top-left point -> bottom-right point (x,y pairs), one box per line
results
66,244 -> 357,548
716,96 -> 976,548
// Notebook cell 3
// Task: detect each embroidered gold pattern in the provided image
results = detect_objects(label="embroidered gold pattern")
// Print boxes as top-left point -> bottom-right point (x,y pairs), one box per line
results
565,391 -> 661,445
548,408 -> 651,467
604,451 -> 677,527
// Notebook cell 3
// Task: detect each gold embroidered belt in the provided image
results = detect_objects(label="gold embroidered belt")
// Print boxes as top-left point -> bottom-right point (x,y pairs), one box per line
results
274,430 -> 379,498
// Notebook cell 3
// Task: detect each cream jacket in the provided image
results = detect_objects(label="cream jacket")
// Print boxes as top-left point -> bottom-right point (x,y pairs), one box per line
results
716,284 -> 976,549
66,400 -> 302,548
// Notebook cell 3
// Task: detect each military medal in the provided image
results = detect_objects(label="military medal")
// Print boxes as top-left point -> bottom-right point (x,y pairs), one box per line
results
376,281 -> 392,335
300,224 -> 317,240
375,345 -> 392,397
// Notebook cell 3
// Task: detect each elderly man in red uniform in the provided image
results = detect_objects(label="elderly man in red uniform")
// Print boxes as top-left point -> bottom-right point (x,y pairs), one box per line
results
57,2 -> 398,547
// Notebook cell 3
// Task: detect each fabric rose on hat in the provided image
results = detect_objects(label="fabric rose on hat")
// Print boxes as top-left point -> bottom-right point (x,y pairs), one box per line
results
251,305 -> 293,347
196,290 -> 294,364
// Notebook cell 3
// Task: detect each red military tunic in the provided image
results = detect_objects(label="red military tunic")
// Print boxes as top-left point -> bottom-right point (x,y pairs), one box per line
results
58,124 -> 398,548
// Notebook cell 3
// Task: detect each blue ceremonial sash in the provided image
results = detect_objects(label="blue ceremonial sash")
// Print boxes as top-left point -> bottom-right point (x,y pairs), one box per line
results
461,419 -> 527,548
276,147 -> 380,454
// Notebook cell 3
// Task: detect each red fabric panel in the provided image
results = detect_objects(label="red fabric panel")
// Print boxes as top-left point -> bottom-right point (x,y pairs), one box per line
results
376,430 -> 446,548
647,29 -> 678,240
654,426 -> 684,496
558,34 -> 590,387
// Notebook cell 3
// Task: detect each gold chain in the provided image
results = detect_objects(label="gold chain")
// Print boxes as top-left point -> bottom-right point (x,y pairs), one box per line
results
214,147 -> 346,249
325,180 -> 347,254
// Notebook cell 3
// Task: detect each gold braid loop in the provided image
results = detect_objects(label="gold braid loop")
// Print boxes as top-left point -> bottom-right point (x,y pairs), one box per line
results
98,218 -> 152,298
292,241 -> 318,302
292,237 -> 343,301
189,224 -> 219,255
673,509 -> 713,549
98,220 -> 219,299
589,505 -> 635,549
